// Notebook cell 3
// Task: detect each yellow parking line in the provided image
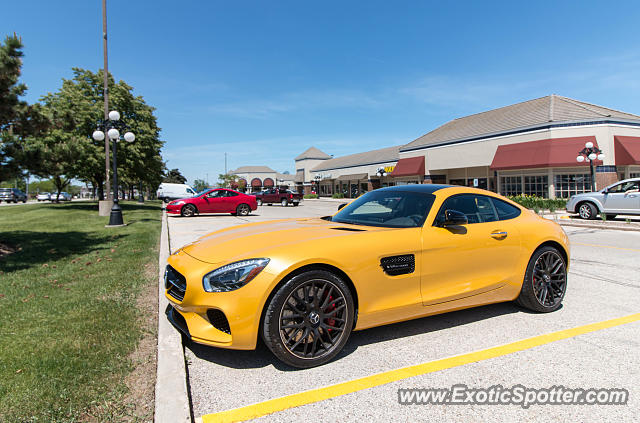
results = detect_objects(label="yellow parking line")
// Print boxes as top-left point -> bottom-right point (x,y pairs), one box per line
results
201,313 -> 640,423
573,242 -> 640,252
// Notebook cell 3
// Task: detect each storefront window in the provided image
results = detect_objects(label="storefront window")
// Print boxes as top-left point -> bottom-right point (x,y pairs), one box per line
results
554,174 -> 592,198
500,176 -> 522,196
466,178 -> 487,189
524,175 -> 548,198
630,172 -> 640,178
360,183 -> 368,194
448,179 -> 465,186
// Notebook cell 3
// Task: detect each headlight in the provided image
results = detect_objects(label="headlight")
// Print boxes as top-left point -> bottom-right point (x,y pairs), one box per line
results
173,200 -> 185,205
203,258 -> 270,292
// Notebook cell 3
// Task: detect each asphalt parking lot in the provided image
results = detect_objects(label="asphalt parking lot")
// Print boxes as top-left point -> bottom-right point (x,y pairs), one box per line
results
166,199 -> 639,422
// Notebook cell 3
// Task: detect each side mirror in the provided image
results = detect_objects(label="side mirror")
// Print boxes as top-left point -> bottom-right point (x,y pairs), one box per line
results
338,203 -> 347,211
441,209 -> 468,227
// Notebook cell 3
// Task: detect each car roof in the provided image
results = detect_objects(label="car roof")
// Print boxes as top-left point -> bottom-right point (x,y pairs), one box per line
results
376,184 -> 451,194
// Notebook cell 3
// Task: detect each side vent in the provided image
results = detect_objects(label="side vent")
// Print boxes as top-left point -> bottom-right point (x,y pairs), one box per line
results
331,227 -> 365,232
380,254 -> 415,276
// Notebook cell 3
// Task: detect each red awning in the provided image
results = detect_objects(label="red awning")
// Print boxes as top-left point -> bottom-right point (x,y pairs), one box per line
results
250,178 -> 262,187
490,136 -> 601,171
614,136 -> 640,165
391,156 -> 425,177
263,178 -> 274,187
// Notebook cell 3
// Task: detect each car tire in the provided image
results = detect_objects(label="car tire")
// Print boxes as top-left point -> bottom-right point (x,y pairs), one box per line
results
293,202 -> 299,207
236,203 -> 250,216
257,198 -> 263,206
281,198 -> 288,207
578,202 -> 597,220
605,214 -> 617,220
163,197 -> 170,203
516,246 -> 567,313
262,269 -> 355,368
181,204 -> 197,217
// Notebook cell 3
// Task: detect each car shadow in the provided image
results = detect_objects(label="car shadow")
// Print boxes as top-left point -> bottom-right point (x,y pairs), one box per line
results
185,302 -> 526,371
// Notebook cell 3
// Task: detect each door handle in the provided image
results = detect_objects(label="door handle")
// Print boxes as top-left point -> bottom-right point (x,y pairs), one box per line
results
491,231 -> 508,239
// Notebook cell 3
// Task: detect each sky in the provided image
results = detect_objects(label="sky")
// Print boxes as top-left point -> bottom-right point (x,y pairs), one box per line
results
3,0 -> 640,185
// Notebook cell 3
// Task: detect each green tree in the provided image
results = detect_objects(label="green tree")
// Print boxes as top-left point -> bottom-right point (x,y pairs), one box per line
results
217,173 -> 239,188
164,168 -> 186,184
192,178 -> 208,192
0,34 -> 49,182
38,68 -> 164,200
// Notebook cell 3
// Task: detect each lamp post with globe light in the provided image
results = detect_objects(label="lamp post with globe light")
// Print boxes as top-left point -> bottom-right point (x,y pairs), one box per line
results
92,110 -> 135,226
576,141 -> 605,192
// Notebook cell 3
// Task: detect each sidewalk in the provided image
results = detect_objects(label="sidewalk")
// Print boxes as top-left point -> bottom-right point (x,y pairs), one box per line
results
541,211 -> 640,231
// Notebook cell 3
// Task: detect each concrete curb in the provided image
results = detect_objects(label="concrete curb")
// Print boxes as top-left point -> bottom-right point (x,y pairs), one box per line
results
155,210 -> 191,423
557,221 -> 640,232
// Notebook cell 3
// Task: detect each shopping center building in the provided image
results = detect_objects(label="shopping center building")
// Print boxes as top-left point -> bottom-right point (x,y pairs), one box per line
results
232,95 -> 640,198
227,166 -> 296,192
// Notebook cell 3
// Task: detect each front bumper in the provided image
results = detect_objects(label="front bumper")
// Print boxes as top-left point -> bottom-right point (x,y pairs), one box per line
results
164,250 -> 277,350
165,203 -> 182,214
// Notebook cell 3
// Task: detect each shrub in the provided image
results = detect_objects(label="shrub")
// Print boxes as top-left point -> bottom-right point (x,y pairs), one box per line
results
304,194 -> 318,199
508,195 -> 567,212
332,193 -> 345,199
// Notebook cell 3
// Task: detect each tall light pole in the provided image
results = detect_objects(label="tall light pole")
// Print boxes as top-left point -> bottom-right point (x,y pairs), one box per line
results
102,0 -> 111,202
93,110 -> 135,226
576,141 -> 605,192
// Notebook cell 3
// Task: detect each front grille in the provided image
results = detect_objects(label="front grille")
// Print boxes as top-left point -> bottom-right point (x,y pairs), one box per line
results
380,254 -> 415,276
165,265 -> 186,301
207,309 -> 231,334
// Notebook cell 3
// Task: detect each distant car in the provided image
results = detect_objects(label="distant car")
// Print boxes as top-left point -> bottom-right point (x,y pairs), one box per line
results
165,188 -> 257,217
37,192 -> 51,201
51,192 -> 72,201
254,188 -> 303,206
157,183 -> 197,203
566,177 -> 640,219
0,188 -> 27,203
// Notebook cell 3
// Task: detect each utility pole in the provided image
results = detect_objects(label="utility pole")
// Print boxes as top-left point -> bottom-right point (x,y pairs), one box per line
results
102,0 -> 111,201
224,152 -> 227,174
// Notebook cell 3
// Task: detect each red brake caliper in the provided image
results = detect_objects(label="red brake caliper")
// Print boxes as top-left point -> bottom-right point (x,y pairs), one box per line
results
325,295 -> 335,332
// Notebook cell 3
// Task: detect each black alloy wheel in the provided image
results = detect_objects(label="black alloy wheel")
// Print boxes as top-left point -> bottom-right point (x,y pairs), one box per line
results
281,198 -> 288,207
263,270 -> 354,368
517,246 -> 567,312
181,204 -> 197,217
236,203 -> 250,216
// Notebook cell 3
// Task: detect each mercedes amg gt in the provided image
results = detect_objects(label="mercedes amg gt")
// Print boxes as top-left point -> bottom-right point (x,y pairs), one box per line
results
165,185 -> 569,368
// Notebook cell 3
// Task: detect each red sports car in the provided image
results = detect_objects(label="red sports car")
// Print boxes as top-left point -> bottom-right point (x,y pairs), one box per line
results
166,188 -> 257,217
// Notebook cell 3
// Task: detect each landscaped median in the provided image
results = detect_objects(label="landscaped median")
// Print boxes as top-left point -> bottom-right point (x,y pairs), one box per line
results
0,201 -> 161,422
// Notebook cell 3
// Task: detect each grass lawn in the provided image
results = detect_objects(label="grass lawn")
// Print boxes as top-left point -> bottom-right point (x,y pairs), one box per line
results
0,201 -> 161,422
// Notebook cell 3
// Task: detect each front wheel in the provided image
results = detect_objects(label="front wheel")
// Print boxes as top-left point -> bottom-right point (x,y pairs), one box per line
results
262,270 -> 354,368
256,198 -> 263,206
281,198 -> 288,207
516,246 -> 567,313
578,202 -> 597,220
181,204 -> 197,217
236,203 -> 250,216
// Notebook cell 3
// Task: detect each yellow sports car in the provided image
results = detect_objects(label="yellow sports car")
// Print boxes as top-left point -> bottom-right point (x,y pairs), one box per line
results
165,185 -> 569,368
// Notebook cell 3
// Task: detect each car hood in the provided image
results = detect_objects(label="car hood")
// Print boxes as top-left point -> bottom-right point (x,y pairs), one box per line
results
180,217 -> 383,264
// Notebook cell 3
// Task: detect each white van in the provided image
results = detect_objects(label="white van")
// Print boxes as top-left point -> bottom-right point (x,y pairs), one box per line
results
156,183 -> 197,202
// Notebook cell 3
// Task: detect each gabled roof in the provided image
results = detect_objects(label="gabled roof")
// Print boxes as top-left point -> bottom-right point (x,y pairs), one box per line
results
229,165 -> 277,174
311,146 -> 400,172
295,146 -> 332,161
402,95 -> 640,151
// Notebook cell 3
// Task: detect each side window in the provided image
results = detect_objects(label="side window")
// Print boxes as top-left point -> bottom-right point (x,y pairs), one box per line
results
187,188 -> 195,194
491,198 -> 521,221
207,190 -> 222,198
226,191 -> 239,197
435,194 -> 498,225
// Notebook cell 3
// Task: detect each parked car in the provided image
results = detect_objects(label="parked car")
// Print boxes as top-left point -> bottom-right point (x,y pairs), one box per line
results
51,192 -> 72,201
566,177 -> 640,220
254,188 -> 303,206
0,188 -> 27,203
157,183 -> 197,203
164,185 -> 569,368
37,192 -> 51,201
165,188 -> 257,217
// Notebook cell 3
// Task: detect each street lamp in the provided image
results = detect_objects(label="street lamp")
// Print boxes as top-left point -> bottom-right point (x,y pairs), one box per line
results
576,141 -> 605,192
92,110 -> 135,226
376,167 -> 387,178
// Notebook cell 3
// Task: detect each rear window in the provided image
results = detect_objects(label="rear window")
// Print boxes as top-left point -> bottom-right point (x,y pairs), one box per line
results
491,198 -> 521,220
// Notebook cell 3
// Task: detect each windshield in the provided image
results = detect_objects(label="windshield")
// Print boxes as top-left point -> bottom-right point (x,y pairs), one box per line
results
331,190 -> 435,228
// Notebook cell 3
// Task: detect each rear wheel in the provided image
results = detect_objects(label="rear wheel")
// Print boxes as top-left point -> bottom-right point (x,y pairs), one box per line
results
181,204 -> 197,217
236,203 -> 250,216
293,202 -> 299,207
516,246 -> 567,312
578,202 -> 597,220
262,270 -> 354,368
281,198 -> 288,207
